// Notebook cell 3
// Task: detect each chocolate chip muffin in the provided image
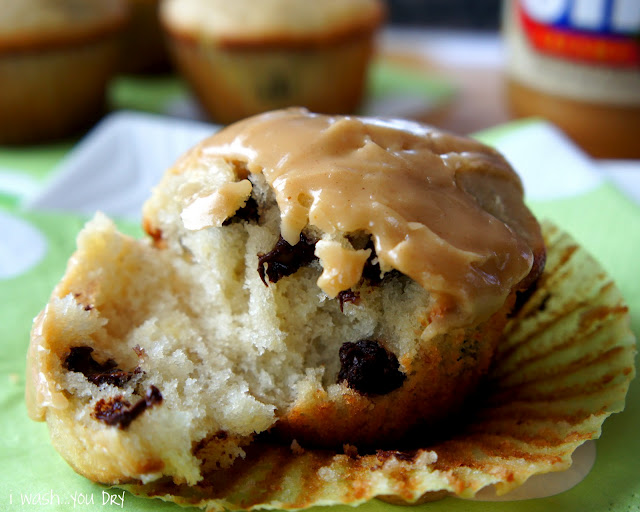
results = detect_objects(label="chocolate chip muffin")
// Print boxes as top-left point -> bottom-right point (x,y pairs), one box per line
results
160,0 -> 385,123
0,0 -> 128,144
28,109 -> 545,487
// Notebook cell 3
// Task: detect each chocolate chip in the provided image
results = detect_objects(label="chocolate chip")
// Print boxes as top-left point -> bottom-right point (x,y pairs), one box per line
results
64,346 -> 140,388
223,195 -> 260,226
258,70 -> 292,101
338,290 -> 360,311
257,233 -> 317,285
338,340 -> 406,395
377,450 -> 418,463
359,239 -> 401,285
93,385 -> 163,430
361,240 -> 383,284
331,238 -> 402,310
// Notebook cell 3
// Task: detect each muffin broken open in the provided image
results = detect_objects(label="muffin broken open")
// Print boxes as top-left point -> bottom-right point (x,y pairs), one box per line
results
27,110 -> 634,507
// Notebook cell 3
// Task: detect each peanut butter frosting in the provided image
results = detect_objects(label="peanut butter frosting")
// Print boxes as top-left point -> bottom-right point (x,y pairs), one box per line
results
177,109 -> 544,334
161,0 -> 384,46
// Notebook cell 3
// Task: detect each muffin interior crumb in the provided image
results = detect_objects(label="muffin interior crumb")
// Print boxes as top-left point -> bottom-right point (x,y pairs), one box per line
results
50,161 -> 430,482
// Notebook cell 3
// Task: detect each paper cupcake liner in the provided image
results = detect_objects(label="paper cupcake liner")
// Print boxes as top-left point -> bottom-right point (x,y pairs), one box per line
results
121,221 -> 636,510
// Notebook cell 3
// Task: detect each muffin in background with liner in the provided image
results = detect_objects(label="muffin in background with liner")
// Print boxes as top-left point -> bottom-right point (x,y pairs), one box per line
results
121,0 -> 171,74
0,0 -> 129,145
160,0 -> 385,123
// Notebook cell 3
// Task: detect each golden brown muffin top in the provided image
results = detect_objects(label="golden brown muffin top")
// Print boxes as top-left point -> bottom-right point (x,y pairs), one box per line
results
0,0 -> 128,51
160,0 -> 385,47
176,109 -> 545,334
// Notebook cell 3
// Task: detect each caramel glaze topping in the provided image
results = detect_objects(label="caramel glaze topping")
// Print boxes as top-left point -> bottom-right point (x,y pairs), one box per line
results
180,108 -> 544,333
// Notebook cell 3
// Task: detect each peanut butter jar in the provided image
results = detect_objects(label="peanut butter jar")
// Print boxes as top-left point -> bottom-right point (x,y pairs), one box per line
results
160,0 -> 385,124
502,0 -> 640,159
0,0 -> 129,144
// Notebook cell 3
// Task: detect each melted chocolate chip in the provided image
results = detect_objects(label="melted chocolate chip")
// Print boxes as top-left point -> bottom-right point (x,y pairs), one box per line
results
338,340 -> 406,395
331,238 -> 402,311
338,290 -> 360,311
257,233 -> 317,285
360,239 -> 401,285
377,449 -> 418,463
361,240 -> 383,284
93,386 -> 163,429
64,346 -> 140,388
223,196 -> 260,226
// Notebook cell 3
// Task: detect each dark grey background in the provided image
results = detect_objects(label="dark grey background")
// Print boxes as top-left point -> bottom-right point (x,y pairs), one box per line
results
387,0 -> 502,30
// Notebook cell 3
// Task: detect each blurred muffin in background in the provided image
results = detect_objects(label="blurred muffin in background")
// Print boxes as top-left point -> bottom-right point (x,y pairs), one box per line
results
160,0 -> 385,124
122,0 -> 171,74
0,0 -> 128,145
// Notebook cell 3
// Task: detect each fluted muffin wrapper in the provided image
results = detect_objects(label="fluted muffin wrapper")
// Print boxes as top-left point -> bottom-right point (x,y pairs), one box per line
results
120,221 -> 636,510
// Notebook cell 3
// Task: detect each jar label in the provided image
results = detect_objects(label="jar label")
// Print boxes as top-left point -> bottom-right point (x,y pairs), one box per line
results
518,0 -> 640,68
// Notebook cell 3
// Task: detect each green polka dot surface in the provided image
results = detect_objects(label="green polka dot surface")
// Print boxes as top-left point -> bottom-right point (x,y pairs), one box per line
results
0,66 -> 638,512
